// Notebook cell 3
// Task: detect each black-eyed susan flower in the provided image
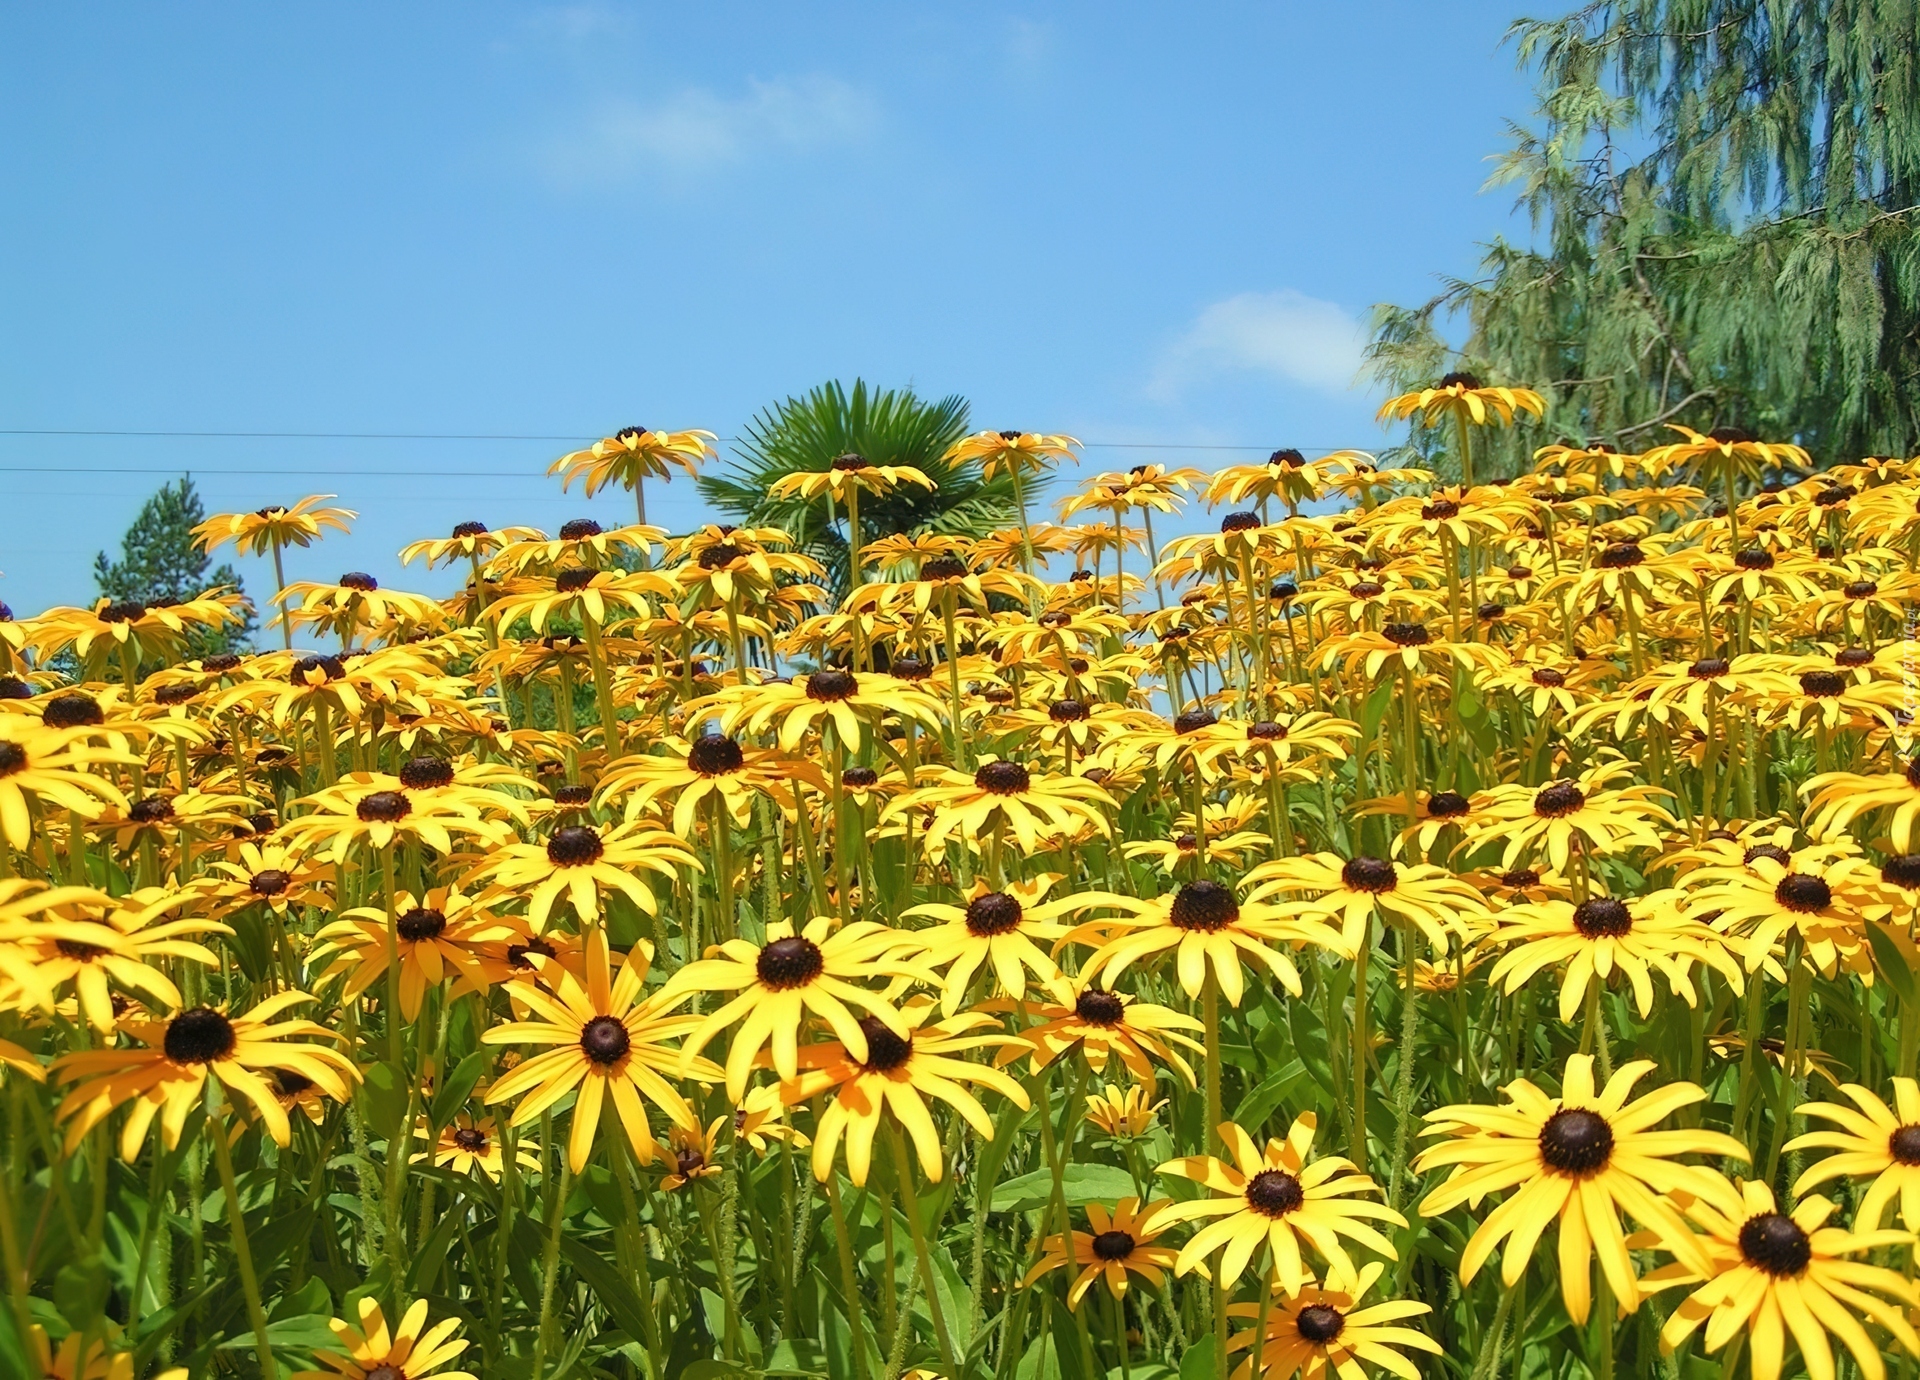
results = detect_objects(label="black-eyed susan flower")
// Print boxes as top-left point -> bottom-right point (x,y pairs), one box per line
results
1788,1078 -> 1920,1231
1413,1054 -> 1745,1323
412,1113 -> 540,1181
903,875 -> 1128,1013
482,933 -> 717,1171
1069,879 -> 1345,1006
660,1117 -> 727,1191
1804,756 -> 1920,852
282,778 -> 510,865
1246,852 -> 1487,955
465,820 -> 695,934
1483,889 -> 1742,1021
51,994 -> 357,1160
1223,1261 -> 1440,1380
1647,1180 -> 1919,1380
193,494 -> 356,560
291,1297 -> 476,1380
1467,759 -> 1675,872
1020,1197 -> 1187,1307
885,757 -> 1114,856
314,886 -> 513,1020
768,997 -> 1029,1185
991,979 -> 1203,1086
195,839 -> 333,918
1086,1081 -> 1166,1139
1160,1114 -> 1403,1292
0,884 -> 228,1032
596,731 -> 820,836
0,720 -> 134,849
658,916 -> 929,1100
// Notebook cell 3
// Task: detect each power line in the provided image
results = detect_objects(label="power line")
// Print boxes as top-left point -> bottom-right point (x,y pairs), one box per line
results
0,428 -> 1364,452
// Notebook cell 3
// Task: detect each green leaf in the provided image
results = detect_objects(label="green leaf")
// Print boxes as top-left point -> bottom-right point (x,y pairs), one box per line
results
430,1051 -> 487,1130
765,1339 -> 831,1377
991,1163 -> 1137,1214
1868,924 -> 1917,1006
1178,1335 -> 1218,1380
361,1060 -> 409,1143
215,1314 -> 338,1353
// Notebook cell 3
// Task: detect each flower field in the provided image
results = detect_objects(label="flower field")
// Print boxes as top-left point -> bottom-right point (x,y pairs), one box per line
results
6,392 -> 1920,1380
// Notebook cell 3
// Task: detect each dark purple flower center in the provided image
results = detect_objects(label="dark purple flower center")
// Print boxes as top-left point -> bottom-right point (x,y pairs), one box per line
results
1296,1305 -> 1345,1345
1091,1229 -> 1135,1260
547,826 -> 605,867
856,1015 -> 912,1072
974,761 -> 1031,795
1245,1169 -> 1304,1216
1382,622 -> 1430,647
756,936 -> 825,990
1738,1213 -> 1810,1276
1533,781 -> 1585,817
1538,1108 -> 1613,1175
580,1015 -> 631,1065
1074,988 -> 1126,1026
164,1008 -> 237,1064
1341,857 -> 1397,893
1169,880 -> 1238,932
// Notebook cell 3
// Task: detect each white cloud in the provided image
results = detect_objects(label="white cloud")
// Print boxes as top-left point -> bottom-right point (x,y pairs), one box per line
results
537,76 -> 878,183
1149,290 -> 1369,399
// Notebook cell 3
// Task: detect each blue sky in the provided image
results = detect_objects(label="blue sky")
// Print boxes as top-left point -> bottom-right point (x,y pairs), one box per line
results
0,2 -> 1538,617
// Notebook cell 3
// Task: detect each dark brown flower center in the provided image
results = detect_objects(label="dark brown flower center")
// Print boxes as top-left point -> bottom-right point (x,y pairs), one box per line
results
1531,668 -> 1566,687
580,1015 -> 631,1065
807,669 -> 858,701
452,520 -> 489,539
357,790 -> 411,823
164,1007 -> 237,1064
43,693 -> 105,728
756,936 -> 825,990
922,556 -> 969,581
0,677 -> 29,700
399,756 -> 455,790
547,826 -> 605,867
553,784 -> 593,807
275,1069 -> 314,1097
507,936 -> 556,969
453,1126 -> 488,1152
1709,426 -> 1754,445
559,518 -> 603,540
1775,872 -> 1832,912
1049,699 -> 1090,723
129,796 -> 175,824
689,734 -> 746,776
1245,1168 -> 1304,1216
974,761 -> 1031,795
1572,898 -> 1632,938
1439,371 -> 1482,390
1501,868 -> 1541,889
1533,781 -> 1585,817
1799,670 -> 1846,698
1743,843 -> 1791,867
1595,543 -> 1644,569
363,1365 -> 406,1380
965,892 -> 1024,936
1734,549 -> 1774,571
555,566 -> 597,593
398,908 -> 447,942
1341,856 -> 1397,893
1075,988 -> 1127,1026
1382,622 -> 1430,647
340,571 -> 379,591
1689,658 -> 1730,679
1538,1108 -> 1614,1175
1883,855 -> 1920,890
249,869 -> 291,897
856,1015 -> 912,1072
1090,1229 -> 1135,1261
1835,646 -> 1873,667
1296,1305 -> 1345,1345
101,600 -> 149,623
1173,708 -> 1218,734
1422,498 -> 1460,521
1169,880 -> 1238,932
1427,791 -> 1470,818
1220,511 -> 1261,532
0,741 -> 25,776
1248,721 -> 1287,742
697,541 -> 745,569
55,939 -> 107,961
1738,1213 -> 1811,1276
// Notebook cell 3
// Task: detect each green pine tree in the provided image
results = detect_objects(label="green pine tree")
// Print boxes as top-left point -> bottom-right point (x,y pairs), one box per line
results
94,476 -> 256,653
1369,0 -> 1919,474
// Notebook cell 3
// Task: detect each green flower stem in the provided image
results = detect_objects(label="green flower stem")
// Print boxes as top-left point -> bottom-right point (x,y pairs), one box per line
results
579,611 -> 623,754
825,1170 -> 873,1380
888,1119 -> 960,1379
531,1155 -> 574,1380
207,1097 -> 275,1380
1351,937 -> 1372,1169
